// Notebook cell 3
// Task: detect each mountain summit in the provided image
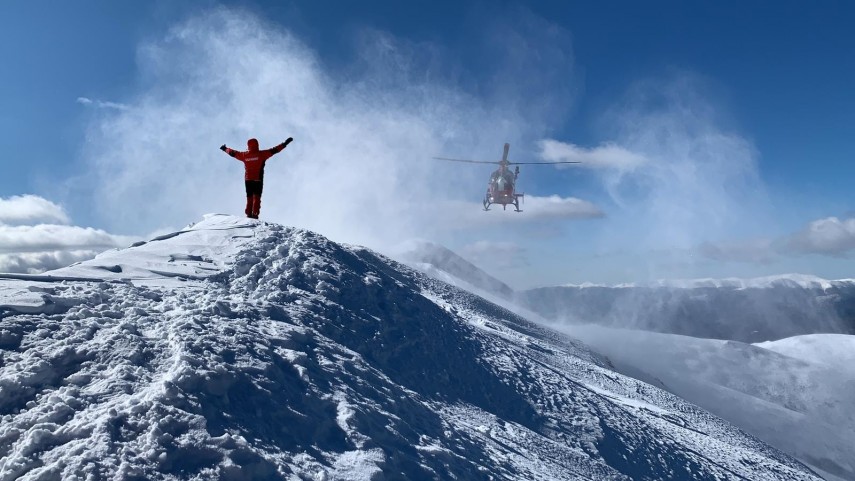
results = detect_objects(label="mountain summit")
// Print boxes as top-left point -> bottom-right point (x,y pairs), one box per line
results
0,214 -> 819,480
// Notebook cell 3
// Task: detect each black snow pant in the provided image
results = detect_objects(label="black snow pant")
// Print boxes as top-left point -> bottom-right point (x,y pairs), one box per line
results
244,181 -> 264,218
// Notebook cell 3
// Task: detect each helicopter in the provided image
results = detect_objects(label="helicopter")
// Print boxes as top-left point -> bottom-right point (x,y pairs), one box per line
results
434,143 -> 581,211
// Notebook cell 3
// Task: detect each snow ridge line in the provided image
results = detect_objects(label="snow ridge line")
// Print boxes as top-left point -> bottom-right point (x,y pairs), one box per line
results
0,217 -> 824,480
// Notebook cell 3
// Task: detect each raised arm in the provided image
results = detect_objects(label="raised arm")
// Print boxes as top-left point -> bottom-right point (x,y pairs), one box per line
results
220,144 -> 246,160
265,137 -> 293,156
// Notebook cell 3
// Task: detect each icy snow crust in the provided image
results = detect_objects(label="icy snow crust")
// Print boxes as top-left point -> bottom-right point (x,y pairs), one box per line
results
0,215 -> 819,480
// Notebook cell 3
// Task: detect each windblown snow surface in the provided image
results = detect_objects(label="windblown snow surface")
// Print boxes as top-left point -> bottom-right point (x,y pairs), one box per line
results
564,326 -> 855,481
401,246 -> 855,481
0,215 -> 820,480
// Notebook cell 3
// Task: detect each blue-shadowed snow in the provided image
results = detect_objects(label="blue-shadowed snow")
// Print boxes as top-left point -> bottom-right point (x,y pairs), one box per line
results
563,325 -> 855,481
0,214 -> 821,480
380,243 -> 855,480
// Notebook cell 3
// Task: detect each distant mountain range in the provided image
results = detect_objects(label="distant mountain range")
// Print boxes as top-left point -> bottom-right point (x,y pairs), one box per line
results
394,240 -> 855,343
517,277 -> 855,342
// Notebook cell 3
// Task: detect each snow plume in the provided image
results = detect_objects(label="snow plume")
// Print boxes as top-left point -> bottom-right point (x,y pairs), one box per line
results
78,7 -> 591,251
0,195 -> 135,274
462,240 -> 528,269
605,75 -> 766,249
543,74 -> 770,278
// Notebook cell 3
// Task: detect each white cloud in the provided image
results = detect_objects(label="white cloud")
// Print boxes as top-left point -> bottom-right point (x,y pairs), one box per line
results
787,217 -> 855,256
0,224 -> 133,253
521,195 -> 604,220
0,195 -> 70,225
704,215 -> 855,262
439,195 -> 603,229
77,96 -> 130,111
693,216 -> 855,264
538,139 -> 647,171
0,195 -> 136,274
0,250 -> 105,274
74,8 -> 588,252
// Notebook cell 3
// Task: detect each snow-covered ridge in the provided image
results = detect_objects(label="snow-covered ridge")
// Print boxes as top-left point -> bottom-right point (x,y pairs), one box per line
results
523,273 -> 855,343
0,215 -> 820,480
390,239 -> 514,299
47,214 -> 255,283
756,334 -> 855,376
562,273 -> 855,290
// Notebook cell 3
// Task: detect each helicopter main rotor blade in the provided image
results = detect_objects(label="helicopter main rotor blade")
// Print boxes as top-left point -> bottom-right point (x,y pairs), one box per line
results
502,143 -> 510,162
508,161 -> 582,165
432,157 -> 501,165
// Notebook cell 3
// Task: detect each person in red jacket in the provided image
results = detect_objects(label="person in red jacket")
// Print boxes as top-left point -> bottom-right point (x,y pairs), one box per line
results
220,137 -> 293,219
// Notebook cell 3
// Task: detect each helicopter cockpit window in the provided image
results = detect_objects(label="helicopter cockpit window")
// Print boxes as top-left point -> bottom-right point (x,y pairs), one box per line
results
494,174 -> 512,191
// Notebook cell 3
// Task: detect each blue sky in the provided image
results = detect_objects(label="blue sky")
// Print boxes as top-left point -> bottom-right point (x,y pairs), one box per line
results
1,0 -> 854,287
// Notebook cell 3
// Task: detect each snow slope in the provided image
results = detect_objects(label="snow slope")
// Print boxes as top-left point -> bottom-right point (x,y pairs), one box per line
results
564,325 -> 855,481
0,214 -> 820,480
391,239 -> 514,300
756,334 -> 855,377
